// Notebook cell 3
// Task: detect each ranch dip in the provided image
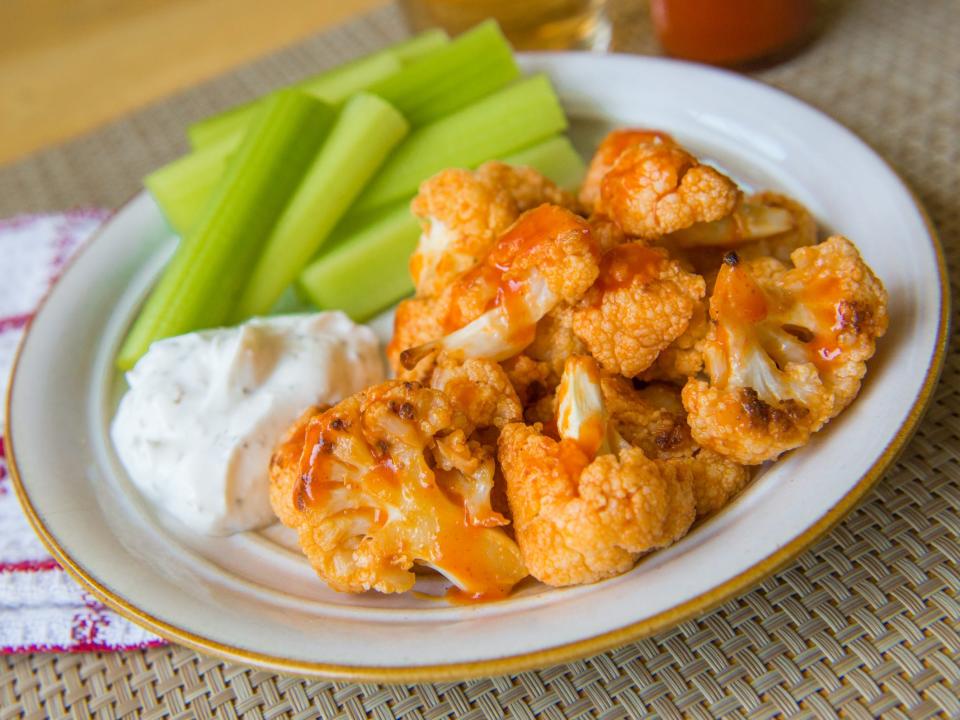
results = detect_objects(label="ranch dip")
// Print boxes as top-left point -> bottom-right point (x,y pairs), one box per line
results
111,312 -> 383,535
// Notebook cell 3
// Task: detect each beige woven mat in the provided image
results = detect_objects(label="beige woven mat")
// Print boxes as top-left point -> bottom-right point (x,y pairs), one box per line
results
2,1 -> 958,717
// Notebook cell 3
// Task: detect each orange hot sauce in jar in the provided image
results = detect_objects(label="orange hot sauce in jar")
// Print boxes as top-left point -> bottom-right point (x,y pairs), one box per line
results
649,0 -> 816,67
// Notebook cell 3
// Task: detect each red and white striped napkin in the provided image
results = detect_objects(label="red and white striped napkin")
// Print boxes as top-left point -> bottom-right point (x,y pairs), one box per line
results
0,211 -> 164,653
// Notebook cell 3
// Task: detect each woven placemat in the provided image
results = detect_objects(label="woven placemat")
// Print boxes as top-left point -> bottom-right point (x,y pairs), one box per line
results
2,1 -> 958,717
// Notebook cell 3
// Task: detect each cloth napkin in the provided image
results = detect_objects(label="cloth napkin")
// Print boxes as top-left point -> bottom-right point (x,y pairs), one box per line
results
0,211 -> 164,653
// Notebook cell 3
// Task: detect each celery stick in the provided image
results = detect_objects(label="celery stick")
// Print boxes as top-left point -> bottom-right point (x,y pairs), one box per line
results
187,105 -> 258,151
188,55 -> 399,149
388,28 -> 449,63
352,74 -> 567,214
236,94 -> 409,319
298,203 -> 420,322
163,23 -> 514,230
502,135 -> 586,192
118,91 -> 335,370
145,133 -> 240,235
187,29 -> 448,149
368,20 -> 518,127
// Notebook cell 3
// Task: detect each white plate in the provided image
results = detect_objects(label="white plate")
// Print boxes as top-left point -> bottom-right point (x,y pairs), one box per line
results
5,54 -> 948,681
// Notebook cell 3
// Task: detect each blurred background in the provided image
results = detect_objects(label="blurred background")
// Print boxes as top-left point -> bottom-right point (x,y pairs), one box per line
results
0,0 -> 825,167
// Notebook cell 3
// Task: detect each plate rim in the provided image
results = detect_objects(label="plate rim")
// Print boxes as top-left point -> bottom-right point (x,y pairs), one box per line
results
4,52 -> 951,682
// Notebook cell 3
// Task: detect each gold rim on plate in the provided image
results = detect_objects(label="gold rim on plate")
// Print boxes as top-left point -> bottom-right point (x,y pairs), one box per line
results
3,136 -> 951,685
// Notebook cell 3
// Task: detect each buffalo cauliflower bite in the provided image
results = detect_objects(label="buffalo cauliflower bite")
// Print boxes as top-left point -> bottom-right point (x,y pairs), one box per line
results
409,168 -> 516,298
639,297 -> 710,383
666,194 -> 795,248
404,353 -> 523,431
600,377 -> 750,518
682,236 -> 888,464
386,295 -> 446,373
500,354 -> 557,426
526,302 -> 588,379
498,357 -> 696,586
588,214 -> 629,253
723,192 -> 818,264
598,138 -> 740,240
269,380 -> 527,596
401,204 -> 600,367
660,192 -> 818,287
475,161 -> 579,213
579,128 -> 676,212
409,162 -> 579,298
572,243 -> 706,377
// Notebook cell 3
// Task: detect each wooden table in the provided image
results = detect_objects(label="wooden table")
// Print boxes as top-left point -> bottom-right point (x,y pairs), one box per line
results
0,0 -> 386,166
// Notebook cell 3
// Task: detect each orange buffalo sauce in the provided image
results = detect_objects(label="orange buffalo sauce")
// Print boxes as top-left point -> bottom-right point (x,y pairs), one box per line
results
557,439 -> 592,480
712,258 -> 768,324
650,0 -> 815,67
444,205 -> 594,340
294,417 -> 338,511
597,243 -> 666,294
799,276 -> 847,370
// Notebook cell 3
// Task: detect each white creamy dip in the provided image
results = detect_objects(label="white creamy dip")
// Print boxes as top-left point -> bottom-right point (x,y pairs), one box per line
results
111,312 -> 384,535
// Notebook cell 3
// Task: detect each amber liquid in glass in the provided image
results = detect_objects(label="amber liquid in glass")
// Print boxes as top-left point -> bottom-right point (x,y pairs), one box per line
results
400,0 -> 609,50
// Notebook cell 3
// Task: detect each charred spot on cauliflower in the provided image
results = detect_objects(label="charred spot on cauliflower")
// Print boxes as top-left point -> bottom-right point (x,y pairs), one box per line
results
601,377 -> 750,519
682,236 -> 888,464
408,353 -> 524,431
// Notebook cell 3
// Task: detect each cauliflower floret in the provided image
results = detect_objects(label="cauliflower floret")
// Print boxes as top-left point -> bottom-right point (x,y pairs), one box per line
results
639,297 -> 710,383
387,295 -> 446,373
572,244 -> 706,377
476,161 -> 580,213
500,354 -> 557,426
588,214 -> 629,253
682,236 -> 888,464
498,357 -> 696,586
671,450 -> 752,519
526,302 -> 587,379
401,204 -> 600,367
409,162 -> 579,297
409,168 -> 517,298
501,354 -> 553,404
731,192 -> 818,263
500,428 -> 695,586
269,380 -> 527,596
598,138 -> 740,240
406,353 -> 523,430
601,377 -> 750,518
579,128 -> 676,212
660,192 -> 818,289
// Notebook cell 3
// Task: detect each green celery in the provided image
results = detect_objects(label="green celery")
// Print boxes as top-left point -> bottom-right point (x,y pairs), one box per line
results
352,74 -> 567,214
187,55 -> 399,149
389,28 -> 450,62
118,91 -> 335,370
501,135 -> 586,192
187,105 -> 261,152
187,29 -> 449,149
368,20 -> 518,127
298,203 -> 420,322
145,133 -> 240,235
157,23 -> 514,232
236,93 -> 409,319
